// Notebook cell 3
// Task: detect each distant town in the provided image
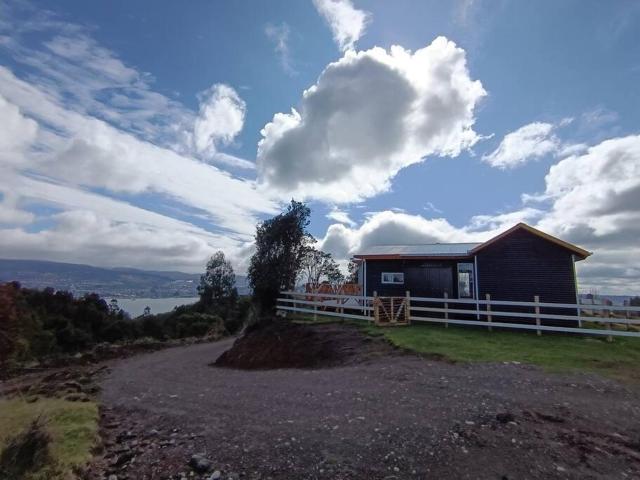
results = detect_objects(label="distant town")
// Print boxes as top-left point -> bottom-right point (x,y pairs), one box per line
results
0,259 -> 249,298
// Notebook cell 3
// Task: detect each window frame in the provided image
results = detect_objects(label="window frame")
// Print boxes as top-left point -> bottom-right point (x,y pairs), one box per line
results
457,262 -> 475,299
381,272 -> 404,285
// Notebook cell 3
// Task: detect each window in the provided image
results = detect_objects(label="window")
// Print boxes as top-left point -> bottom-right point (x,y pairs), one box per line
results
381,272 -> 404,284
457,263 -> 474,298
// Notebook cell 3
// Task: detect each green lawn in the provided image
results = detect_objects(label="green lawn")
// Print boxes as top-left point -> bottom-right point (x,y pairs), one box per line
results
362,322 -> 640,383
286,311 -> 640,382
0,397 -> 99,479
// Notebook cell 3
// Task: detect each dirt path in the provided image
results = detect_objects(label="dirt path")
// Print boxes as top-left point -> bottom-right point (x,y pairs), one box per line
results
95,326 -> 640,479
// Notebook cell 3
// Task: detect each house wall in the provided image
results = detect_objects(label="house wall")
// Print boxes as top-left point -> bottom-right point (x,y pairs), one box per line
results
363,259 -> 467,298
475,228 -> 577,304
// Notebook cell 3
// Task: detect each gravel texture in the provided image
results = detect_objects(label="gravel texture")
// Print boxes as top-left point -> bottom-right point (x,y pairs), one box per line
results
92,324 -> 640,479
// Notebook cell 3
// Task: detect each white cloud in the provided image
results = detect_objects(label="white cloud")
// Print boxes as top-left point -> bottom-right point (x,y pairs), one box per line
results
258,37 -> 486,202
326,207 -> 356,227
535,134 -> 640,293
265,22 -> 296,75
0,8 -> 277,273
0,94 -> 38,165
312,0 -> 370,52
482,122 -> 559,169
0,170 -> 254,272
192,84 -> 246,156
318,134 -> 640,294
0,65 -> 274,237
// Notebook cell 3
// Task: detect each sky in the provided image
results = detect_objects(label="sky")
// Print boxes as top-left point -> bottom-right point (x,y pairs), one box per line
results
0,0 -> 639,294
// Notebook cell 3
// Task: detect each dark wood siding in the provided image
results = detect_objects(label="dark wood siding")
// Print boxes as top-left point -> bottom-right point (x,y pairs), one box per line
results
364,259 -> 463,298
475,228 -> 578,304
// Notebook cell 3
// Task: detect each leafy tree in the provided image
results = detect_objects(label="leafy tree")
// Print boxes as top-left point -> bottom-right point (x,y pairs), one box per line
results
248,200 -> 313,312
0,283 -> 19,366
198,251 -> 237,308
347,260 -> 360,284
300,248 -> 341,292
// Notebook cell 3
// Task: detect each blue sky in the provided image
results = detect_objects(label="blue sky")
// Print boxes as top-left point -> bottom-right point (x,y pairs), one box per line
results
0,0 -> 639,293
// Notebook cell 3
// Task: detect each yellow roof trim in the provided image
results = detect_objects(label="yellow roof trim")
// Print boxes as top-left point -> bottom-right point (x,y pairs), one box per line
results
469,223 -> 592,259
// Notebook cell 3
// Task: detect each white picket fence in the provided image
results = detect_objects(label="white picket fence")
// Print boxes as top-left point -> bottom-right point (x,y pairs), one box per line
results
277,291 -> 640,339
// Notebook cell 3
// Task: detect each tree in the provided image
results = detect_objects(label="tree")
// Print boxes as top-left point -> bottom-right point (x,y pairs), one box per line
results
248,200 -> 313,312
346,260 -> 359,284
0,283 -> 19,366
109,298 -> 120,315
198,251 -> 237,309
300,248 -> 342,292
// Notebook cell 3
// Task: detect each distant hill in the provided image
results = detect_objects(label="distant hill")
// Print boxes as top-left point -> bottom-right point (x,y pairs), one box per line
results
0,259 -> 249,298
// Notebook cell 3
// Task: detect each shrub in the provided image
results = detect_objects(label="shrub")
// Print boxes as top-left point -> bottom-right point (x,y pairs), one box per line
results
0,417 -> 51,480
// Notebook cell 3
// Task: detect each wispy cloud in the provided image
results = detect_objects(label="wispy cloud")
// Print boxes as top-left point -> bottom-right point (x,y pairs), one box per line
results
0,2 -> 276,271
312,0 -> 371,52
265,22 -> 296,75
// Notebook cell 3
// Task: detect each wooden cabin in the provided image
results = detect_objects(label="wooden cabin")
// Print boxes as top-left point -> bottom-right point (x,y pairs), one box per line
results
353,223 -> 591,305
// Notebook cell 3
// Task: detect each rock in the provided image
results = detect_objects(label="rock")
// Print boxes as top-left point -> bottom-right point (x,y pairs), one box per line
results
188,454 -> 212,473
108,475 -> 118,480
113,451 -> 134,467
496,412 -> 515,424
209,471 -> 221,480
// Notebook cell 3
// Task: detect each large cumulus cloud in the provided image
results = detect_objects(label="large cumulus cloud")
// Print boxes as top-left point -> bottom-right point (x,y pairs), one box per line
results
257,37 -> 486,202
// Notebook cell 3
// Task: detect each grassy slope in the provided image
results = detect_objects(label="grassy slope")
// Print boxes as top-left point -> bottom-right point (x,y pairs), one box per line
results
362,323 -> 640,383
0,397 -> 99,479
291,312 -> 640,382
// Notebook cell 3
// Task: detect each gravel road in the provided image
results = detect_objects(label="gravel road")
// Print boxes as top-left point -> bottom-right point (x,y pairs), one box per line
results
96,326 -> 640,479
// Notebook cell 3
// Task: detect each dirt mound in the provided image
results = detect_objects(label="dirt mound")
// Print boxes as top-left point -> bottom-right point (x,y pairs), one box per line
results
213,320 -> 397,369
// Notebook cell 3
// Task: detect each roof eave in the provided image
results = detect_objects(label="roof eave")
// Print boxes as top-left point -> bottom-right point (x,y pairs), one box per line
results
352,254 -> 474,261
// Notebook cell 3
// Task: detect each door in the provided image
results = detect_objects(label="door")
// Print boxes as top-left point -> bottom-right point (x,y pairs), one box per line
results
405,265 -> 453,298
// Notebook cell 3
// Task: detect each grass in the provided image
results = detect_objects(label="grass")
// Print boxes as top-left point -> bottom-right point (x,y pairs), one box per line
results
286,312 -> 640,383
0,397 -> 99,479
361,322 -> 640,383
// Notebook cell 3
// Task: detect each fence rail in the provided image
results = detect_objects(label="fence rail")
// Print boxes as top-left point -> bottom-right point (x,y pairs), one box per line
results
276,291 -> 640,339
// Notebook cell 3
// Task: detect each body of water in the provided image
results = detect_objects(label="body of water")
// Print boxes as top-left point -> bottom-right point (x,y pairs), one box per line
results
114,297 -> 199,317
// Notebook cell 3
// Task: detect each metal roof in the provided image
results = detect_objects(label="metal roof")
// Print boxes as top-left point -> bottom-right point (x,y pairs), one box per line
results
354,242 -> 482,258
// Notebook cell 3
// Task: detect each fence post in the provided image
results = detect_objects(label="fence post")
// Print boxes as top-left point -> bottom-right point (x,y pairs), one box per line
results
406,291 -> 411,324
373,291 -> 378,324
534,295 -> 541,336
313,292 -> 318,322
390,296 -> 395,324
486,293 -> 492,332
626,309 -> 630,331
444,292 -> 449,328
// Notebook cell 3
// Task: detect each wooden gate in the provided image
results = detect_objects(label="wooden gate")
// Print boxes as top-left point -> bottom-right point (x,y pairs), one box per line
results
373,293 -> 410,326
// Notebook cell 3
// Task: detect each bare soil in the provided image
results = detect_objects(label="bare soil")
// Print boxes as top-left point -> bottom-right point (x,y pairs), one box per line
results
214,321 -> 399,369
85,323 -> 640,479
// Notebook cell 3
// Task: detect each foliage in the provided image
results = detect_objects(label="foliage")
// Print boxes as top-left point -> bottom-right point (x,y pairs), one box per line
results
300,247 -> 342,291
0,398 -> 98,480
248,200 -> 313,312
0,250 -> 248,365
0,283 -> 20,366
346,260 -> 360,284
0,417 -> 51,480
198,251 -> 237,308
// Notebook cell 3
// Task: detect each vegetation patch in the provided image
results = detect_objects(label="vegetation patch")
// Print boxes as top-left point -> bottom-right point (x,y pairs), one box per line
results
363,323 -> 640,383
0,397 -> 99,480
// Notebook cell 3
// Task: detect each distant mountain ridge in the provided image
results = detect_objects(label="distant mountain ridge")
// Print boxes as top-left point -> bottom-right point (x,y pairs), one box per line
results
0,259 -> 249,298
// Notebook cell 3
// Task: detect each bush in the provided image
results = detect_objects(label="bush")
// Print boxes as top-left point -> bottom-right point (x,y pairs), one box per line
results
1,282 -> 248,365
0,417 -> 51,479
